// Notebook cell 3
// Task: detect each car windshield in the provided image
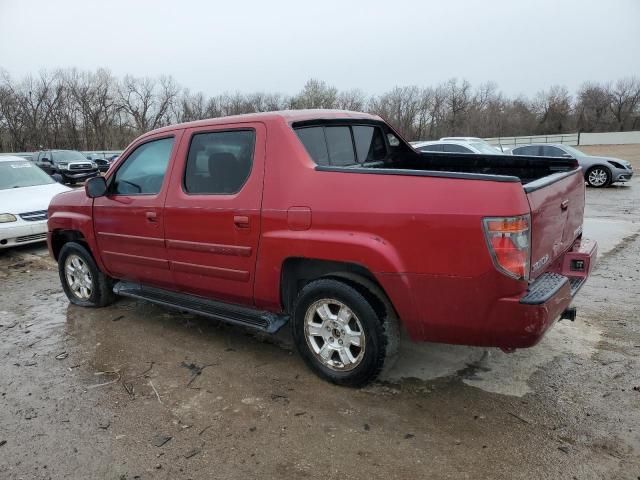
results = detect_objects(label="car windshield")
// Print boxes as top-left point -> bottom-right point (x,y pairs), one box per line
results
0,161 -> 55,189
559,145 -> 584,157
471,142 -> 503,154
54,150 -> 88,162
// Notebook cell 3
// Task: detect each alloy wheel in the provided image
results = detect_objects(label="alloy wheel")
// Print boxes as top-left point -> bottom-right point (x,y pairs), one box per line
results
304,299 -> 365,371
64,254 -> 93,300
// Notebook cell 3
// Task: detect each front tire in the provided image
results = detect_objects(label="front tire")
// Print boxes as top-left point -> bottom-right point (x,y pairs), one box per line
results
586,166 -> 611,188
292,279 -> 394,387
58,242 -> 115,307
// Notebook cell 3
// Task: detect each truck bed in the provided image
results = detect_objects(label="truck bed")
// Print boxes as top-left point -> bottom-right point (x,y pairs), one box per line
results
358,151 -> 580,187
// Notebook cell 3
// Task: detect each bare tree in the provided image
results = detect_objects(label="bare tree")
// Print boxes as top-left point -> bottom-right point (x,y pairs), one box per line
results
118,75 -> 178,134
0,68 -> 638,152
574,82 -> 612,132
533,85 -> 573,134
292,79 -> 338,109
608,77 -> 640,131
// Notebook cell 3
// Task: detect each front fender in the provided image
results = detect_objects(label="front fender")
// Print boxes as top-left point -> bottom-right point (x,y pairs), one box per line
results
47,210 -> 105,272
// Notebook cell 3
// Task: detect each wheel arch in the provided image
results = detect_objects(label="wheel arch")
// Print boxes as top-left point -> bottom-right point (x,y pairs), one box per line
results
280,257 -> 399,323
50,229 -> 89,261
584,163 -> 612,178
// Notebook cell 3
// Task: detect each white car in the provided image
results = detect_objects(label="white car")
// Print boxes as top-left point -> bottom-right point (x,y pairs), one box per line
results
0,156 -> 70,249
412,139 -> 504,155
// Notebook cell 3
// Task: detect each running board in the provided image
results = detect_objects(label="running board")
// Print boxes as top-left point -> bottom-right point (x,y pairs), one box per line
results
113,281 -> 288,334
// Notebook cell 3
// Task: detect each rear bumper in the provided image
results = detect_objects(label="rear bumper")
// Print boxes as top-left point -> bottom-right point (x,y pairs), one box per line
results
377,238 -> 597,348
480,237 -> 597,347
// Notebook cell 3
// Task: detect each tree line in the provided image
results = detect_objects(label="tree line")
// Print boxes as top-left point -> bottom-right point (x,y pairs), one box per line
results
0,68 -> 639,152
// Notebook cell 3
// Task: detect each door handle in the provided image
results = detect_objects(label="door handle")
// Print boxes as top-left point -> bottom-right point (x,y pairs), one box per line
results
146,211 -> 158,222
233,215 -> 250,229
561,200 -> 569,210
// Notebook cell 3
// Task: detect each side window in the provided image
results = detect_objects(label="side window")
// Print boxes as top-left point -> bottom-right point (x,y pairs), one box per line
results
184,130 -> 255,194
513,145 -> 539,156
325,126 -> 355,166
296,127 -> 329,165
419,144 -> 443,152
113,137 -> 174,195
353,126 -> 387,162
443,144 -> 472,153
542,146 -> 564,157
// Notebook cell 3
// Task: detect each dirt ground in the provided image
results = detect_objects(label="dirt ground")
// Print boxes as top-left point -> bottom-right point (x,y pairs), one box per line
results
1,145 -> 639,480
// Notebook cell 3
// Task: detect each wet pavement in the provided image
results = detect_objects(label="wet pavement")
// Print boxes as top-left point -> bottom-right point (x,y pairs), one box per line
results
1,150 -> 639,479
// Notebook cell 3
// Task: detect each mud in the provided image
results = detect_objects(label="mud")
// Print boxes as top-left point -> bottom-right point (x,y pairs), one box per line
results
1,149 -> 639,479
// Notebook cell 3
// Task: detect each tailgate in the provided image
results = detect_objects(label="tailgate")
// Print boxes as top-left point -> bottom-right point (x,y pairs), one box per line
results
526,170 -> 585,280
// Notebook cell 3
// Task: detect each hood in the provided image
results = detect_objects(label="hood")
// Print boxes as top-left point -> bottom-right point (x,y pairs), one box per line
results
587,155 -> 631,167
0,182 -> 71,215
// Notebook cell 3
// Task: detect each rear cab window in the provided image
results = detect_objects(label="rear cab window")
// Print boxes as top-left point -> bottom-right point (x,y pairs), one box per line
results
295,123 -> 388,166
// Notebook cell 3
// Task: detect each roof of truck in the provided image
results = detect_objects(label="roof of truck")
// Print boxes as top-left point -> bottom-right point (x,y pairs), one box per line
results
144,109 -> 383,138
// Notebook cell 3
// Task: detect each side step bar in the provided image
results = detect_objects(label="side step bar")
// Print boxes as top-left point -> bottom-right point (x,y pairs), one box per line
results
113,281 -> 288,334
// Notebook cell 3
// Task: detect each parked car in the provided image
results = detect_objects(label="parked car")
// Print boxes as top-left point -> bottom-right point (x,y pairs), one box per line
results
412,139 -> 504,155
47,110 -> 596,386
85,153 -> 112,173
0,156 -> 70,249
510,144 -> 633,187
33,150 -> 100,184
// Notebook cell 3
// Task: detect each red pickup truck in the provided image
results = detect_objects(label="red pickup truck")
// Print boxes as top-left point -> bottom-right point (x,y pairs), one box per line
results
48,110 -> 596,386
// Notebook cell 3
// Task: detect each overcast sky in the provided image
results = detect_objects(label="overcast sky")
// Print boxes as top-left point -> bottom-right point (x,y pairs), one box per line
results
1,0 -> 638,97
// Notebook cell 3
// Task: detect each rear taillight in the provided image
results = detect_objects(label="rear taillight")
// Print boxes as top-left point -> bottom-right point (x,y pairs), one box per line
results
482,215 -> 531,281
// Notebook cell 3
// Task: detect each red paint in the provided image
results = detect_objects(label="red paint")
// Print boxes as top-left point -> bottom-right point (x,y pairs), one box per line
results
48,110 -> 596,349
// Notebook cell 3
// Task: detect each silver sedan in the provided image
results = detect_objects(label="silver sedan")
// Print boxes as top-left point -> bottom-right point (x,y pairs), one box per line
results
510,144 -> 633,187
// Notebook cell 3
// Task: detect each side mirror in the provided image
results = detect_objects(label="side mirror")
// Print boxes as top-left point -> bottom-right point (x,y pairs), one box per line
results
41,157 -> 50,163
51,173 -> 64,183
85,176 -> 108,198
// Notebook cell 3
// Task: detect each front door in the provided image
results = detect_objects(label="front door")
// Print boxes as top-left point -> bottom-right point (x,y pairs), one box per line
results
93,133 -> 181,288
164,123 -> 265,305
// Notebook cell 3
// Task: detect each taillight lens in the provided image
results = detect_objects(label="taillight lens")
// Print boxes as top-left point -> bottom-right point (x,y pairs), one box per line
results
482,215 -> 531,280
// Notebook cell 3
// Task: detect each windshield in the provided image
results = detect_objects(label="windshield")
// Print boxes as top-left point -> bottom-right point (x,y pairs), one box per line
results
471,142 -> 503,155
560,145 -> 584,157
0,161 -> 56,190
53,150 -> 88,162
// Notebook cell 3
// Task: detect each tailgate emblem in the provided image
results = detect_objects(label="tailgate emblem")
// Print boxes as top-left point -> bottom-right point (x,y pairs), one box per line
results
532,254 -> 549,273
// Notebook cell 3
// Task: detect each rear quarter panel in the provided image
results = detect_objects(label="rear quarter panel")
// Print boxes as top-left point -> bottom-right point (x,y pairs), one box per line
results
254,118 -> 533,339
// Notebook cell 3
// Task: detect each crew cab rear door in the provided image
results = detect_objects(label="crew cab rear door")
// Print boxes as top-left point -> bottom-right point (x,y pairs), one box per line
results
163,122 -> 265,305
93,132 -> 181,288
526,169 -> 585,279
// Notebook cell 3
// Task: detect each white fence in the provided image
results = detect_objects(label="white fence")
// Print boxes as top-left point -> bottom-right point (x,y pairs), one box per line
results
486,130 -> 640,147
579,131 -> 640,145
485,133 -> 579,147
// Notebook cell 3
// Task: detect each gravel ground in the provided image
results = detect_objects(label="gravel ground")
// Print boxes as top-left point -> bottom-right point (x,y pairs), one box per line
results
0,145 -> 638,480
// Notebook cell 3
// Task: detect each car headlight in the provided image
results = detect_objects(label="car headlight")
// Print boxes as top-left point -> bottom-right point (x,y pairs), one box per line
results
58,162 -> 69,170
0,213 -> 17,223
91,162 -> 98,168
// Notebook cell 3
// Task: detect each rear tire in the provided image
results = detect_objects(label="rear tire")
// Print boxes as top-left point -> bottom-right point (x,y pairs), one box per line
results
58,242 -> 115,307
586,166 -> 611,188
292,278 -> 394,387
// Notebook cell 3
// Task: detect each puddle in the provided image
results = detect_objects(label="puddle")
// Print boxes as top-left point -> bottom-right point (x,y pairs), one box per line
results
383,320 -> 601,397
582,217 -> 639,257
